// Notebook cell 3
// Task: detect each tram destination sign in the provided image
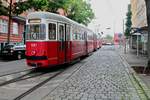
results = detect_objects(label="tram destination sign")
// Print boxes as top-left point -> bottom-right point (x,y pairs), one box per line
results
28,19 -> 41,23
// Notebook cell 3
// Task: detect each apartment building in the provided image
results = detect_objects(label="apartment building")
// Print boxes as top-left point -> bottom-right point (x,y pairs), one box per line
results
0,0 -> 25,51
131,0 -> 147,28
130,0 -> 148,54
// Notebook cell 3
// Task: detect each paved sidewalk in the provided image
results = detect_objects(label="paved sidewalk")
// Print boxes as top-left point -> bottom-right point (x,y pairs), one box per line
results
117,46 -> 148,67
117,45 -> 150,90
43,46 -> 143,100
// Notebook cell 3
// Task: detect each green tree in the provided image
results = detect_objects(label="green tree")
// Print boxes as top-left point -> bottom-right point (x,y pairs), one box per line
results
66,0 -> 94,25
105,34 -> 113,40
13,0 -> 48,15
125,4 -> 132,37
47,0 -> 67,13
13,1 -> 29,15
13,0 -> 95,25
145,0 -> 150,68
0,0 -> 8,15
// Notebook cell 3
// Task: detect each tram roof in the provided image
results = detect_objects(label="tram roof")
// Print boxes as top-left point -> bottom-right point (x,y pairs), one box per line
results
27,12 -> 91,31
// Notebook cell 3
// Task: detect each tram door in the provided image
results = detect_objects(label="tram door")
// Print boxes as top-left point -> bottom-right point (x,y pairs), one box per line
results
65,25 -> 71,62
58,23 -> 66,64
84,32 -> 88,54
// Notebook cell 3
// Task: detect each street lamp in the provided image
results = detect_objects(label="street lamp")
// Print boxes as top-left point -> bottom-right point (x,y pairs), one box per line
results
123,19 -> 126,54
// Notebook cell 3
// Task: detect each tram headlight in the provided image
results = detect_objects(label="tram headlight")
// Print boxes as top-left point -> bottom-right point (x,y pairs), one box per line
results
31,50 -> 36,56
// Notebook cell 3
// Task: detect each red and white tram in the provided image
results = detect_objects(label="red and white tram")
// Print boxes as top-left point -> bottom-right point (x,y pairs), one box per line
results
25,12 -> 95,68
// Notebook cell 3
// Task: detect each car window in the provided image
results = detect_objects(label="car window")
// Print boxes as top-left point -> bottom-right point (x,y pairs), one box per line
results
3,45 -> 14,49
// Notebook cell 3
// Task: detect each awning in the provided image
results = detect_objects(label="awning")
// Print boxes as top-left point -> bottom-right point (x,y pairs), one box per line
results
131,26 -> 148,35
12,16 -> 26,22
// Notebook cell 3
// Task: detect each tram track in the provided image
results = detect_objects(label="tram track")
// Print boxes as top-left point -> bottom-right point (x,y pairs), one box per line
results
0,59 -> 86,100
0,65 -> 69,100
13,69 -> 64,100
0,69 -> 33,78
0,70 -> 46,87
20,60 -> 87,100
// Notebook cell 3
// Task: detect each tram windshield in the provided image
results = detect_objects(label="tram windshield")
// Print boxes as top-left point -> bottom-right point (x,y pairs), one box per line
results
26,24 -> 46,40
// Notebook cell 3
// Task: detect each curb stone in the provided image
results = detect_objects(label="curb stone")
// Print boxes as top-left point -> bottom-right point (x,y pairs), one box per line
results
118,50 -> 150,100
132,73 -> 150,99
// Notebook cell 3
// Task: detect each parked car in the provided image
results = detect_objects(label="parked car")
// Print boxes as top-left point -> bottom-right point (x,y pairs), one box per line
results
0,44 -> 26,59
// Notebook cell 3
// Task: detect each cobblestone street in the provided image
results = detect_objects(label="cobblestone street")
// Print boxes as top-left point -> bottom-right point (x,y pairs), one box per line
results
43,46 -> 141,100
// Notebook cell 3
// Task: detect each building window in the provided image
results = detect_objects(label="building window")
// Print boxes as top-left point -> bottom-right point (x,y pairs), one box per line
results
0,19 -> 8,33
13,22 -> 18,34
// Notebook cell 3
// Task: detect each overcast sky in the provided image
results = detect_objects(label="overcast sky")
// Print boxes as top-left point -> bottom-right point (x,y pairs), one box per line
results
88,0 -> 130,37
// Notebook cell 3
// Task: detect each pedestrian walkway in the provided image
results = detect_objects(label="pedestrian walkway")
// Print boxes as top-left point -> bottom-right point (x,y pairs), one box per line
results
117,45 -> 150,91
118,46 -> 148,67
43,46 -> 146,100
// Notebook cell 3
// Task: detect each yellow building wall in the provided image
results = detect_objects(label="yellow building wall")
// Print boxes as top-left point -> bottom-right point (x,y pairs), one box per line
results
131,0 -> 147,28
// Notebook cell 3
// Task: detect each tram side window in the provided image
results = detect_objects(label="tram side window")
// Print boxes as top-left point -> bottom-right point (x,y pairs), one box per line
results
73,33 -> 78,40
66,25 -> 70,41
73,33 -> 76,40
49,23 -> 56,40
82,34 -> 84,40
59,25 -> 64,41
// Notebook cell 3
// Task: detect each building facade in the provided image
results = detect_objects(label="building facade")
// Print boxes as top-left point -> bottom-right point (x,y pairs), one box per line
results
131,0 -> 147,28
130,0 -> 148,54
0,0 -> 26,51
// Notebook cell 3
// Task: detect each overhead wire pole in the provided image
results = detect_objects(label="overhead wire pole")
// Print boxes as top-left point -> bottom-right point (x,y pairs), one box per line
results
123,19 -> 126,54
7,0 -> 12,44
113,19 -> 116,46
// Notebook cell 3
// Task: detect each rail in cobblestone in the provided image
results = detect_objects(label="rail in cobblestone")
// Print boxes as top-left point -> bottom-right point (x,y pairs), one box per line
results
43,47 -> 143,99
